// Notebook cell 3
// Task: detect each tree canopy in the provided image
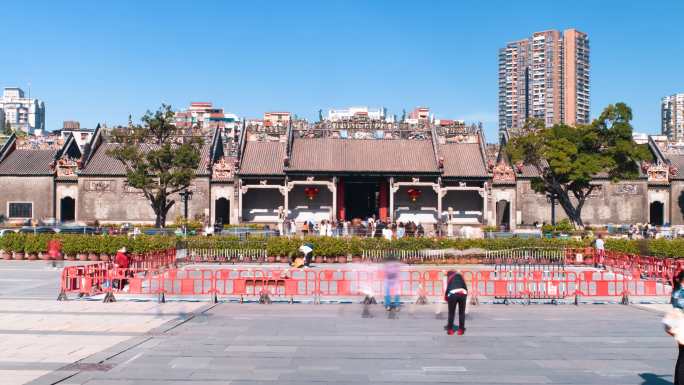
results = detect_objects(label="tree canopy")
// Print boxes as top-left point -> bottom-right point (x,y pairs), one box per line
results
507,103 -> 652,227
107,104 -> 203,227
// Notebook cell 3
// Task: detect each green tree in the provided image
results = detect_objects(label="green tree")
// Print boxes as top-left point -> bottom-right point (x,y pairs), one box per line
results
108,104 -> 203,227
507,103 -> 651,227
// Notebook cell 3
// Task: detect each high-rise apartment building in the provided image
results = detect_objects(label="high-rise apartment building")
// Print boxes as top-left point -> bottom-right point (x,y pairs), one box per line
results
662,93 -> 684,141
0,87 -> 45,134
498,29 -> 589,136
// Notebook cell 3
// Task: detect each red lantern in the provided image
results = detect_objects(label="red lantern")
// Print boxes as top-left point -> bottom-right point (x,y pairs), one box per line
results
407,188 -> 421,202
304,187 -> 320,201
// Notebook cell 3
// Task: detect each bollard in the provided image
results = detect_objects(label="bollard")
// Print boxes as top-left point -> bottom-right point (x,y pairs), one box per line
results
259,291 -> 272,304
158,292 -> 166,303
103,292 -> 116,303
212,293 -> 218,304
621,291 -> 630,305
57,290 -> 67,301
574,293 -> 580,306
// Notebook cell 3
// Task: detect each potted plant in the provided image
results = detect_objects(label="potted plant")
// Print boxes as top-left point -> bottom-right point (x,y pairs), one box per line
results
0,235 -> 10,260
7,233 -> 25,260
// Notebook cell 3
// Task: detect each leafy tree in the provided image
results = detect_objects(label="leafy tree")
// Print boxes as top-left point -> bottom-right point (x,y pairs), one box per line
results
507,103 -> 651,227
108,104 -> 203,227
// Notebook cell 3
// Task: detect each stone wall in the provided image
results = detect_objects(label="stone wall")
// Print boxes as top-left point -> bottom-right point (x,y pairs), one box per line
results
241,188 -> 283,223
288,185 -> 333,223
394,186 -> 438,224
78,177 -> 211,225
516,179 -> 648,226
0,176 -> 54,222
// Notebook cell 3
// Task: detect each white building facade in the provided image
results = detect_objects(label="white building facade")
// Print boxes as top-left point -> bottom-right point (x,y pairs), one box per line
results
0,87 -> 45,134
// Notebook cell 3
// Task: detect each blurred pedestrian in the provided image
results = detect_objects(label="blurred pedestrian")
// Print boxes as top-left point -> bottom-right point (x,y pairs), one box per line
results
384,257 -> 400,311
444,270 -> 468,335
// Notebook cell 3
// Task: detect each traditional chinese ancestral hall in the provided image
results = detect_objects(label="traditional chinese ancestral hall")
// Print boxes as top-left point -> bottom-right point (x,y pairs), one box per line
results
0,116 -> 681,230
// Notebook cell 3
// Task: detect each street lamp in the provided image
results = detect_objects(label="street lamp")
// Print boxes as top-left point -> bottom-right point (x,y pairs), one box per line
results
179,189 -> 193,220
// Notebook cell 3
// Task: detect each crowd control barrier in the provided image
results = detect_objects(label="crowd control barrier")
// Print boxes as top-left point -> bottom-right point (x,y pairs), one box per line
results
58,264 -> 672,304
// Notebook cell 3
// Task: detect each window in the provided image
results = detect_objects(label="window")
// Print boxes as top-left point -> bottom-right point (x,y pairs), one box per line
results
8,202 -> 32,218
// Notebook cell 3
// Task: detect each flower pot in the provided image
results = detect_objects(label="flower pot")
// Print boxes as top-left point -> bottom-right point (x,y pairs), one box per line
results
12,252 -> 25,260
352,255 -> 362,263
1,250 -> 11,260
584,257 -> 594,266
39,252 -> 50,260
88,253 -> 99,261
266,255 -> 276,263
100,254 -> 111,262
27,253 -> 38,260
337,255 -> 348,264
315,256 -> 325,264
78,253 -> 88,261
54,253 -> 64,261
64,254 -> 75,261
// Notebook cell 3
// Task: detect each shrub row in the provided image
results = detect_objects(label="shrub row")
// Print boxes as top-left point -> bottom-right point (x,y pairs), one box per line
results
186,236 -> 684,258
0,234 -> 176,255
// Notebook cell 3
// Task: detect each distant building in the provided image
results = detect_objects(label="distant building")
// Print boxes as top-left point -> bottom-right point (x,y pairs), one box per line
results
175,102 -> 239,137
498,29 -> 590,135
327,107 -> 391,122
0,87 -> 45,134
263,112 -> 291,127
662,93 -> 684,141
57,121 -> 94,150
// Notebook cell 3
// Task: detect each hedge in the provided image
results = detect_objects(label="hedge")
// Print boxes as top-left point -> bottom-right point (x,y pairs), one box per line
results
184,236 -> 684,259
0,234 -> 176,255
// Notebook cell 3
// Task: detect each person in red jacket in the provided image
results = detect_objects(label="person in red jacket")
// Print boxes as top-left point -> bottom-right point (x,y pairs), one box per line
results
113,247 -> 130,289
114,247 -> 129,269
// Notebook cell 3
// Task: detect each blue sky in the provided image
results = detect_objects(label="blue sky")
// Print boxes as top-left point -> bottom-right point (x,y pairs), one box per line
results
2,0 -> 683,142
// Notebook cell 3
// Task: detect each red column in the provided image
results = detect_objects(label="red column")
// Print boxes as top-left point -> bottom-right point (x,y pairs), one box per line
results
337,177 -> 345,221
378,179 -> 388,221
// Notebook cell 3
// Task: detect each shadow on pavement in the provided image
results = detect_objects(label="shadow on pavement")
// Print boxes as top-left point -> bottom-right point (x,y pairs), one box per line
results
639,372 -> 672,385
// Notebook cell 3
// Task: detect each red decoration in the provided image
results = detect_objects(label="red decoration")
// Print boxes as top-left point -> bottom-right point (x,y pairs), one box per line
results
407,188 -> 421,202
304,187 -> 320,201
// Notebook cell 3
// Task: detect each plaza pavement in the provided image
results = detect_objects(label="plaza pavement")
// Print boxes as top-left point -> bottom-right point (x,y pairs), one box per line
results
0,260 -> 679,385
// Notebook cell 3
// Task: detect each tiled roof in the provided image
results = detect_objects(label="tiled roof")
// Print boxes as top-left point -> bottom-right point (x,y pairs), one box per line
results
80,142 -> 212,176
0,149 -> 57,176
239,141 -> 286,175
665,154 -> 684,180
440,143 -> 488,178
288,138 -> 438,173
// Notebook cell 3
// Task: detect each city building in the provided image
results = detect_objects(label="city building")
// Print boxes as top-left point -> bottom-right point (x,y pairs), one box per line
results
327,107 -> 391,122
0,87 -> 46,134
662,93 -> 684,141
56,121 -> 95,150
499,29 -> 590,136
263,112 -> 291,127
175,102 -> 239,137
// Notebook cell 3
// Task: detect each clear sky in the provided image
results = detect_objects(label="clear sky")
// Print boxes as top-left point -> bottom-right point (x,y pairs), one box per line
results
2,0 -> 683,142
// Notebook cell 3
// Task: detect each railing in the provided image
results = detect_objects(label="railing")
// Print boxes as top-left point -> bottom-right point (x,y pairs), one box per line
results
483,247 -> 566,265
361,249 -> 448,263
186,249 -> 269,264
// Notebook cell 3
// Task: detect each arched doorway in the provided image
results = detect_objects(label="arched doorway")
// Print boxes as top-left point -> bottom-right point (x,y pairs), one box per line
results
215,198 -> 230,227
60,197 -> 75,223
650,201 -> 664,226
496,200 -> 510,230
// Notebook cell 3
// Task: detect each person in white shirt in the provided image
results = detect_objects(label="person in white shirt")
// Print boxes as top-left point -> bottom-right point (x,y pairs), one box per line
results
595,235 -> 605,268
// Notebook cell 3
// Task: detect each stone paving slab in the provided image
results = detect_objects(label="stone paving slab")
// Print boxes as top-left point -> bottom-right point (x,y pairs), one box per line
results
27,302 -> 680,385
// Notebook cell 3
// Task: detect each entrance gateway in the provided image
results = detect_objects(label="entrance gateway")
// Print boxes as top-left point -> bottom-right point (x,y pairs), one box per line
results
339,177 -> 389,221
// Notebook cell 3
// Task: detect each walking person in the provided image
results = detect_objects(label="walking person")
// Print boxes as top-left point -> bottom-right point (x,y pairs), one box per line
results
665,271 -> 684,384
444,270 -> 468,335
384,257 -> 401,311
595,234 -> 605,268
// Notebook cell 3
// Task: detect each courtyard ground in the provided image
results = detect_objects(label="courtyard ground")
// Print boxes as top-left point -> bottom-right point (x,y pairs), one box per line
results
0,261 -> 678,385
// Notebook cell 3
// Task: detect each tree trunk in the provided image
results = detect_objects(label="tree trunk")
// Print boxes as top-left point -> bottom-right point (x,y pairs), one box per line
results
556,192 -> 584,227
